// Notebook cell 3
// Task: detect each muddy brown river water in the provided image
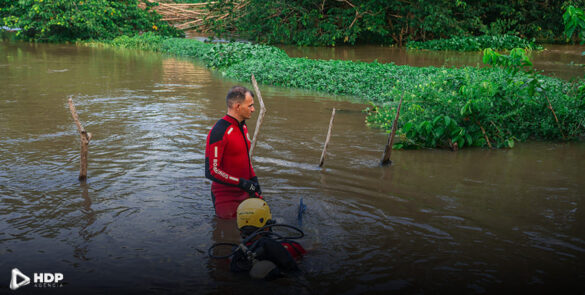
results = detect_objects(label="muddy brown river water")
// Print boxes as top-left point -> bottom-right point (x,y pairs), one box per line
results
1,39 -> 584,294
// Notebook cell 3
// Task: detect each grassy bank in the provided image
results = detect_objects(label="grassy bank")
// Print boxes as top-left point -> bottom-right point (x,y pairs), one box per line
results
88,33 -> 585,149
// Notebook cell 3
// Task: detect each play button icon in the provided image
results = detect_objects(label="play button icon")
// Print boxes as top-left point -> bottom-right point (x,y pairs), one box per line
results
9,268 -> 30,290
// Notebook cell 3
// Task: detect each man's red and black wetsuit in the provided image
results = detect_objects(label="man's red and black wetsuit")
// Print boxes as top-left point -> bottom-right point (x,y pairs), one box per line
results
205,114 -> 256,218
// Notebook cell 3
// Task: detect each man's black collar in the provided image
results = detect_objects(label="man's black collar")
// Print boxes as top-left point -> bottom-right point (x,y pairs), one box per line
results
226,114 -> 246,126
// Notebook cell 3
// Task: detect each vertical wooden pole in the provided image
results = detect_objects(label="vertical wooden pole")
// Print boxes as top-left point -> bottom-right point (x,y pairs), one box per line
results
476,120 -> 493,149
249,74 -> 267,159
543,93 -> 567,140
319,108 -> 336,167
381,93 -> 404,166
68,98 -> 92,181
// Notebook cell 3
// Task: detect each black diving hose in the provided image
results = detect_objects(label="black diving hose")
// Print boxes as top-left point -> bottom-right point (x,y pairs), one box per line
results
208,223 -> 304,259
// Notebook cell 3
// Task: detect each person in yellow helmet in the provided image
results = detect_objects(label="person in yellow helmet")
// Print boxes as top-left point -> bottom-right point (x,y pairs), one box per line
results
231,198 -> 306,280
236,198 -> 274,237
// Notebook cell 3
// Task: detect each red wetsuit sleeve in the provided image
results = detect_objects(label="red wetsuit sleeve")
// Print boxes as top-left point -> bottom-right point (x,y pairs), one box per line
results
205,121 -> 241,186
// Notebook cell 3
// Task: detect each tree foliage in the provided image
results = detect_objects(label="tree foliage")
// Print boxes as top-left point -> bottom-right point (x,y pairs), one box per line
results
202,0 -> 585,46
563,5 -> 585,43
0,0 -> 183,41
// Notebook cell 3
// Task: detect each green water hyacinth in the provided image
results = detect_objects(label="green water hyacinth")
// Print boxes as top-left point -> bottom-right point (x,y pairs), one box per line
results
93,35 -> 585,150
407,35 -> 542,51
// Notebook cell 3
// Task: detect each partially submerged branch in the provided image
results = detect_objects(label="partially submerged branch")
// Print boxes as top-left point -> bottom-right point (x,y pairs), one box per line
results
68,98 -> 92,181
381,93 -> 404,165
319,108 -> 336,167
249,74 -> 266,159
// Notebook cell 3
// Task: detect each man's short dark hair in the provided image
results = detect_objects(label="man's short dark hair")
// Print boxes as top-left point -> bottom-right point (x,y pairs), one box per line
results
226,86 -> 254,108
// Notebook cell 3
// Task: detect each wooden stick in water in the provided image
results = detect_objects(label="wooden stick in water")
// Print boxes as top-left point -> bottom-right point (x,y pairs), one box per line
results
249,74 -> 266,159
68,98 -> 92,181
381,93 -> 404,166
544,93 -> 567,140
319,108 -> 336,167
476,120 -> 493,149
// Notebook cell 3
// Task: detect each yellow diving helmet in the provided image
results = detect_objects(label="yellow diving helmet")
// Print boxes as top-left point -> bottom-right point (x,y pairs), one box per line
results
237,198 -> 272,232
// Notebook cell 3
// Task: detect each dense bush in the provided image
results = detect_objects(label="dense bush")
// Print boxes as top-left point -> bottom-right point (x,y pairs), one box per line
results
0,0 -> 183,41
564,5 -> 585,45
201,0 -> 585,46
406,35 -> 542,51
364,67 -> 585,149
97,35 -> 585,149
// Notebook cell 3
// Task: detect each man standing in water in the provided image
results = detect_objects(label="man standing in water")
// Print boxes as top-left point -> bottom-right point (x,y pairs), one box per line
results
205,86 -> 261,218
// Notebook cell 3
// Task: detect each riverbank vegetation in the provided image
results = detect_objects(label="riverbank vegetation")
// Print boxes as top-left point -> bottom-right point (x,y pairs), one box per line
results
0,0 -> 182,41
200,0 -> 585,46
564,5 -> 585,43
3,1 -> 584,149
92,34 -> 585,149
406,35 -> 542,51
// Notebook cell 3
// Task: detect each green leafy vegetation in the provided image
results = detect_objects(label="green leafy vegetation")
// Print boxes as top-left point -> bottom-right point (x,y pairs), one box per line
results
201,0 -> 584,46
198,42 -> 288,69
96,33 -> 288,69
0,0 -> 183,41
108,32 -> 166,51
563,5 -> 585,57
94,35 -> 585,149
406,35 -> 542,51
368,48 -> 585,150
2,1 -> 582,150
563,5 -> 585,43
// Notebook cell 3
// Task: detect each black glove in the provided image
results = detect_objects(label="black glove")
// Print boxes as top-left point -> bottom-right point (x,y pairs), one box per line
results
250,176 -> 262,195
239,178 -> 260,195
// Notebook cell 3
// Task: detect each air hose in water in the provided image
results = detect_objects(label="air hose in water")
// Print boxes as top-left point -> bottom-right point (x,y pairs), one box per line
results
208,223 -> 304,260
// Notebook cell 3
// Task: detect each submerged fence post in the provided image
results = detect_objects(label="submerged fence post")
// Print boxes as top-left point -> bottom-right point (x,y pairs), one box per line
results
543,93 -> 567,140
249,74 -> 267,159
68,98 -> 92,181
319,108 -> 336,167
381,93 -> 404,166
476,120 -> 493,149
